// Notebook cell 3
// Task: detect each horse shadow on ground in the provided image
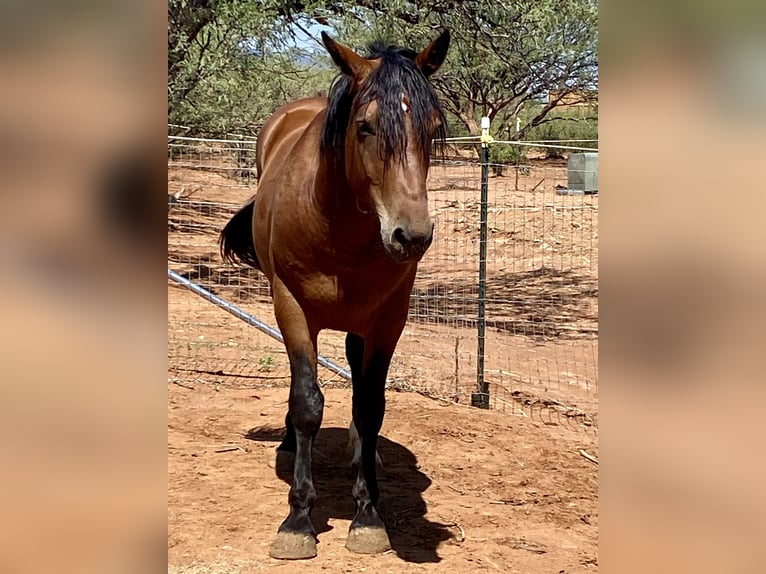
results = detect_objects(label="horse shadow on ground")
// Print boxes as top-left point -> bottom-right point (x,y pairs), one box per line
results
245,426 -> 454,563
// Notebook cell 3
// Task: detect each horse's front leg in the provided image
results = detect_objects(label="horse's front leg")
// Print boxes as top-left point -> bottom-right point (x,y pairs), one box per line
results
268,280 -> 323,560
345,312 -> 408,554
345,333 -> 383,477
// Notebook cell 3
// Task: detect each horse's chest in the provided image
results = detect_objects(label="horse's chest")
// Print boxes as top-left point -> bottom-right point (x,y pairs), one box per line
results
303,269 -> 404,307
284,265 -> 413,331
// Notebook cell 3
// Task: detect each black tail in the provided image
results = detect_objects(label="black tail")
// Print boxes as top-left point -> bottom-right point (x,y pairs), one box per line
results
220,199 -> 260,269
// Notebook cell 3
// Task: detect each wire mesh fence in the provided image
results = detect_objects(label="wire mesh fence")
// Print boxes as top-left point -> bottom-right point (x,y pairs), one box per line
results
168,135 -> 598,429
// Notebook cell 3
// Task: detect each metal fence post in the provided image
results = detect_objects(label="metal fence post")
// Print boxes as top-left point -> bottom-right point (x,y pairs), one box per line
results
471,116 -> 491,409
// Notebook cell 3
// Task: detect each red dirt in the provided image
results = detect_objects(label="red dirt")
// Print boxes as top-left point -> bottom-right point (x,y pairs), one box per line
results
168,145 -> 599,572
168,384 -> 598,573
168,156 -> 598,421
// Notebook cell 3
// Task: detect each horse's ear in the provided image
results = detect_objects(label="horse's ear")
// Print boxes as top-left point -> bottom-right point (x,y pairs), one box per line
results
321,32 -> 372,79
415,29 -> 450,78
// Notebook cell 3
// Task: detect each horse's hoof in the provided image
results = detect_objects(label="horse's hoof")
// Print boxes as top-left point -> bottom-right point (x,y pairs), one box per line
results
268,531 -> 317,560
345,526 -> 391,555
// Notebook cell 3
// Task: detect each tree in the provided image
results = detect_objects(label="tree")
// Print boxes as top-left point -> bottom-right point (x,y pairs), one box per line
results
167,1 -> 598,139
168,0 -> 333,136
280,0 -> 598,138
168,1 -> 257,118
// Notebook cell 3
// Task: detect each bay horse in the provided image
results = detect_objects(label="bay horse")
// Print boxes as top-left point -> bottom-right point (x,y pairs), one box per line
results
220,30 -> 450,560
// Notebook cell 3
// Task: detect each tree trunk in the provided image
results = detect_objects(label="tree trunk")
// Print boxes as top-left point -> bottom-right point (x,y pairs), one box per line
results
457,113 -> 480,136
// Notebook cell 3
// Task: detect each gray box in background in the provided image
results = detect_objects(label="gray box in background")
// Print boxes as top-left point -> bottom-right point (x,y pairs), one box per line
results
566,152 -> 598,193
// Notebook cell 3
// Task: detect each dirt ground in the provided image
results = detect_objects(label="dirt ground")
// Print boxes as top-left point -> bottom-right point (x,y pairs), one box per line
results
168,150 -> 598,421
168,383 -> 598,573
168,143 -> 599,572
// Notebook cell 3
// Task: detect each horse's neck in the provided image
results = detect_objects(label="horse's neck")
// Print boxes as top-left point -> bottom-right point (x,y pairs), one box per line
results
314,157 -> 381,250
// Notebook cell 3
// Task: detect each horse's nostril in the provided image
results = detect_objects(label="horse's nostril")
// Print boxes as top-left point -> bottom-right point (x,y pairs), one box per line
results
392,227 -> 407,247
389,226 -> 432,259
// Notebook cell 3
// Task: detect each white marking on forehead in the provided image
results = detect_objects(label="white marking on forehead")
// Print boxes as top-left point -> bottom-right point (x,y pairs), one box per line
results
401,93 -> 409,113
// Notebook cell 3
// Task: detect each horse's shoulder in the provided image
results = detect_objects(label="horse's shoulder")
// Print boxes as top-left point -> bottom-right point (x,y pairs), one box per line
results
258,98 -> 327,177
270,97 -> 327,124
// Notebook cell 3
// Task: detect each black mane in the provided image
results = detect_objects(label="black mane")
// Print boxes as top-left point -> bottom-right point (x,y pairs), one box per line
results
322,41 -> 447,166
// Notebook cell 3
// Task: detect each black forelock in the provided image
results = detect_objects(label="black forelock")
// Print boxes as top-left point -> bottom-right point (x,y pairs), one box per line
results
321,40 -> 447,167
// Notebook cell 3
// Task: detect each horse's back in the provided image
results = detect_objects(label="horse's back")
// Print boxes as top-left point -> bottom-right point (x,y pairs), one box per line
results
256,97 -> 326,179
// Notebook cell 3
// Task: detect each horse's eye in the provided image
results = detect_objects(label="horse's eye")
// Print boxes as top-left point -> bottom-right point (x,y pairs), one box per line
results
357,121 -> 376,137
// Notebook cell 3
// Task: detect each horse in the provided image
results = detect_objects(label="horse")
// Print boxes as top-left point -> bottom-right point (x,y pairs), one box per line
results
220,30 -> 450,560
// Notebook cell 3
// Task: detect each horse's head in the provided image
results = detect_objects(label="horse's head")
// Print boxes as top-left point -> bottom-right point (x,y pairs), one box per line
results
321,31 -> 450,263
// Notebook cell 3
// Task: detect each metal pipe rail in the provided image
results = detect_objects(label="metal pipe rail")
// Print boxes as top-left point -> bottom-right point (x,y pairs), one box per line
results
168,268 -> 353,381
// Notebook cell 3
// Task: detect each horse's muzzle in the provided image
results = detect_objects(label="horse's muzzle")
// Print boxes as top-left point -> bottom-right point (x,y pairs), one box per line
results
385,223 -> 434,262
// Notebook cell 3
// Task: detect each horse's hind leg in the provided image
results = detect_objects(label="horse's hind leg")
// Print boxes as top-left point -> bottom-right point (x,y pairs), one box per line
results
268,280 -> 323,560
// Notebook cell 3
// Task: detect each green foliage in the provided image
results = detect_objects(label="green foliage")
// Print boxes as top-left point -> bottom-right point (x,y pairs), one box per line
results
258,355 -> 276,372
168,0 -> 334,136
170,50 -> 335,136
488,143 -> 526,177
489,144 -> 525,166
318,0 -> 598,137
523,104 -> 598,158
167,1 -> 598,140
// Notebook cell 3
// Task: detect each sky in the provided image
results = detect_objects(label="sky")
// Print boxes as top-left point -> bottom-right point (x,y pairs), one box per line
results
287,18 -> 335,52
